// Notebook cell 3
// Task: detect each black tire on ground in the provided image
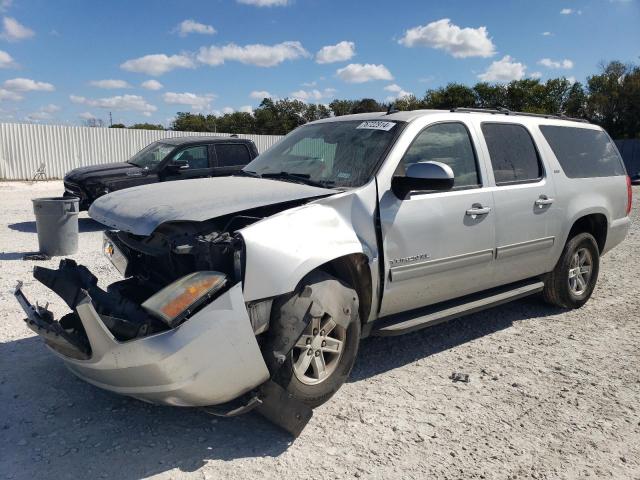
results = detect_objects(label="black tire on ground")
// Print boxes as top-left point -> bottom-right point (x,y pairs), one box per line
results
543,232 -> 600,309
273,272 -> 361,408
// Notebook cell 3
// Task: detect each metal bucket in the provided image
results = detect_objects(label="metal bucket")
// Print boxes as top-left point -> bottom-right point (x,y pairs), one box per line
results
32,197 -> 80,256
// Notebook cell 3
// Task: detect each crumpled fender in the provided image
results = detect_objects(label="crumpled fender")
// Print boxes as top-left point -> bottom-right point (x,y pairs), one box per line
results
239,181 -> 379,302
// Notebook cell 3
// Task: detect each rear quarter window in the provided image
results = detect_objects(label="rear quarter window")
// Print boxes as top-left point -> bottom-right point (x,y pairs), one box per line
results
539,125 -> 625,178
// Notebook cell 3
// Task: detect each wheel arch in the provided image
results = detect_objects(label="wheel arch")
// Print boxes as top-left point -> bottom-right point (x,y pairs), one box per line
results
566,212 -> 608,253
315,253 -> 373,327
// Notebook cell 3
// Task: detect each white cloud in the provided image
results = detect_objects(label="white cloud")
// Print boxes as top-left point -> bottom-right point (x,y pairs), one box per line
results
560,8 -> 582,14
542,31 -> 553,36
384,83 -> 412,101
175,19 -> 216,37
250,90 -> 272,99
162,91 -> 216,111
197,41 -> 309,67
316,41 -> 355,64
3,77 -> 54,92
478,55 -> 526,82
565,76 -> 577,84
530,71 -> 543,79
236,0 -> 289,6
0,87 -> 21,100
78,111 -> 97,120
70,94 -> 157,114
399,18 -> 495,58
336,63 -> 393,83
89,79 -> 131,89
0,16 -> 34,41
222,107 -> 234,114
120,53 -> 195,76
239,105 -> 253,113
141,79 -> 163,90
0,1 -> 12,13
538,58 -> 574,69
42,103 -> 60,112
0,49 -> 15,68
290,88 -> 337,102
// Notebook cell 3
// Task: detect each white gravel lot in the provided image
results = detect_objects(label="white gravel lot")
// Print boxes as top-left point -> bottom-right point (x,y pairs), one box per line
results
1,181 -> 639,480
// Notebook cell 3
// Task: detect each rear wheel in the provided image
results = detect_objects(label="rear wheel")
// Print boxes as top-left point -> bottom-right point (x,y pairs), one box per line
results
543,232 -> 600,309
273,273 -> 360,408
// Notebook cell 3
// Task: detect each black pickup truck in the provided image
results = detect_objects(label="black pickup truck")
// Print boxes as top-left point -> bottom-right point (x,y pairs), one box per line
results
63,136 -> 259,210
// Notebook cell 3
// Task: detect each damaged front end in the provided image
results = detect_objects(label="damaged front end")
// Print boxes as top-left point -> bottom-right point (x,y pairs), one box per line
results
14,209 -> 318,435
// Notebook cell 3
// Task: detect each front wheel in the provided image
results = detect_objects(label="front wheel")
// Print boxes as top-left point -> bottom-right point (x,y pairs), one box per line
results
272,272 -> 360,408
543,232 -> 600,309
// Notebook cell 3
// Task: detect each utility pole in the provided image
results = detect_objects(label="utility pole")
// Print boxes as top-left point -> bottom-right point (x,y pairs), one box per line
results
109,112 -> 112,127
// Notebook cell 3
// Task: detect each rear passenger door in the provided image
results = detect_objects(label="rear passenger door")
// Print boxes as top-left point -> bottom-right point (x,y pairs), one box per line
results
479,122 -> 561,285
212,143 -> 253,176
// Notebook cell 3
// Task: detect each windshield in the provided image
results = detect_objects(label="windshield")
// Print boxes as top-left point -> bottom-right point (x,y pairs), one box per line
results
128,142 -> 175,168
243,120 -> 402,188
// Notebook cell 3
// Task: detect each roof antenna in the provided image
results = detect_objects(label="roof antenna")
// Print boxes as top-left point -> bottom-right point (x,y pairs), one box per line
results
386,103 -> 399,115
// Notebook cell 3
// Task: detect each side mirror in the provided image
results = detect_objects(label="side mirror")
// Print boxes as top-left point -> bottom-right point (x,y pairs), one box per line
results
391,161 -> 454,199
165,160 -> 189,173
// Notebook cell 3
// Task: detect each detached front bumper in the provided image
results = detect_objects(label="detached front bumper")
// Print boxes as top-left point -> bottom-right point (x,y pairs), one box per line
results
14,279 -> 270,407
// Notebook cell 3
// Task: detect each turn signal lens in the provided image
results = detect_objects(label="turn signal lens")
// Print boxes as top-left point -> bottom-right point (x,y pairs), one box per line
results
142,272 -> 227,327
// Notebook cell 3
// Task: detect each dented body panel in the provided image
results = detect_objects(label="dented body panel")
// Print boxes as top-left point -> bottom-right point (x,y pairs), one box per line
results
240,180 -> 379,310
16,282 -> 269,407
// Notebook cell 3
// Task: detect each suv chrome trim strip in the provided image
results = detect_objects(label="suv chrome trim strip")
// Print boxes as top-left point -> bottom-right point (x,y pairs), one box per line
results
390,248 -> 494,282
496,236 -> 555,259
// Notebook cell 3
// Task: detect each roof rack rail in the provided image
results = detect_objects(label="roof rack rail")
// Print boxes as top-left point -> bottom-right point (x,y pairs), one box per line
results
450,107 -> 589,123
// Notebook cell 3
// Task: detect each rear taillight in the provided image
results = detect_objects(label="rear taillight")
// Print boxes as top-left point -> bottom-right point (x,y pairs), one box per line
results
627,176 -> 633,216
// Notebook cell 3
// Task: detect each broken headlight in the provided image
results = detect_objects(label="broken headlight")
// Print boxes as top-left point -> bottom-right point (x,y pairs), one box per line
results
141,271 -> 227,327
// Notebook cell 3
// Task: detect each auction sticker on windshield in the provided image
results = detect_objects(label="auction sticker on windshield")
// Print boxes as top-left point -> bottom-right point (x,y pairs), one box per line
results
357,121 -> 396,131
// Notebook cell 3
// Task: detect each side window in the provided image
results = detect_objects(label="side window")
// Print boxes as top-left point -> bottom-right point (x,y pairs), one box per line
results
171,146 -> 209,169
215,144 -> 252,167
401,122 -> 480,188
539,125 -> 625,178
481,123 -> 543,185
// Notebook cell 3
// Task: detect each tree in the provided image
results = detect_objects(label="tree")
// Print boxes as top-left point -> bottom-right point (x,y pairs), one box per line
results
171,112 -> 211,132
585,61 -> 640,138
424,83 -> 476,109
329,99 -> 356,117
351,98 -> 385,114
130,123 -> 165,130
109,123 -> 126,128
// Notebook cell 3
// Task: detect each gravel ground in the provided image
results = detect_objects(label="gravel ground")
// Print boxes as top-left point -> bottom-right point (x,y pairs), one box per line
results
1,181 -> 639,480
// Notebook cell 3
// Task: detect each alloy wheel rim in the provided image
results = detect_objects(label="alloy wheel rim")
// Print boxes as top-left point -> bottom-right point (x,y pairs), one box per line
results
568,247 -> 593,296
292,314 -> 346,386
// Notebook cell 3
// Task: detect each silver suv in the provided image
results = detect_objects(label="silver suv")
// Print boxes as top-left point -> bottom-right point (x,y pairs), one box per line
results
15,108 -> 632,434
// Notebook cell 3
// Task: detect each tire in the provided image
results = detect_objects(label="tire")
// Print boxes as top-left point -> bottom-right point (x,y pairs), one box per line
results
543,232 -> 600,309
273,272 -> 361,408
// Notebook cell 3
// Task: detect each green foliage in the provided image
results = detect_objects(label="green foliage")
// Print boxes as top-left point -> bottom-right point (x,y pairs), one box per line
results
109,123 -> 126,128
129,123 -> 165,130
167,61 -> 638,138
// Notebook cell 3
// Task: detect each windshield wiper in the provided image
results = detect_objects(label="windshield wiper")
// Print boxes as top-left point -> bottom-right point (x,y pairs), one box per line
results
260,171 -> 334,188
234,170 -> 261,178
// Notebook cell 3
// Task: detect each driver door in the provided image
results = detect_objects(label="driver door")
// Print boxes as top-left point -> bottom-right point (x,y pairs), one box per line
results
161,145 -> 215,181
378,121 -> 496,317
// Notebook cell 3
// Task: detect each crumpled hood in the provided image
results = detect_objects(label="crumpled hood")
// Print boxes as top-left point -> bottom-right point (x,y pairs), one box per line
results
89,176 -> 335,235
64,162 -> 140,183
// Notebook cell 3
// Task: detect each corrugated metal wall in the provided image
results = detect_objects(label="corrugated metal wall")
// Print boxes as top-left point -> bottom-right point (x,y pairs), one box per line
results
615,139 -> 640,177
0,123 -> 284,180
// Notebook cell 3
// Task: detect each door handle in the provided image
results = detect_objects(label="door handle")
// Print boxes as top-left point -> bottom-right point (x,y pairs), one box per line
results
535,195 -> 554,208
466,204 -> 491,217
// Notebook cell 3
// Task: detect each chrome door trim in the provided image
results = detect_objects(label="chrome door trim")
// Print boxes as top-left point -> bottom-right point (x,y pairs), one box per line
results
496,236 -> 555,259
390,248 -> 494,282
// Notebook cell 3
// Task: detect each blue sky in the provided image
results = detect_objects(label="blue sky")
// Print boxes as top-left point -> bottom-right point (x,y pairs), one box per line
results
0,0 -> 638,127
